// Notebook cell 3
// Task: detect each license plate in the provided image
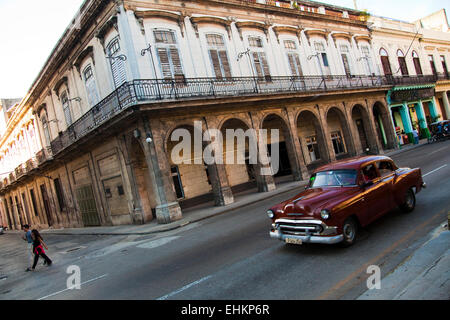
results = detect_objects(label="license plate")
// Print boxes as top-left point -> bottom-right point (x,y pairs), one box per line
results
285,237 -> 303,245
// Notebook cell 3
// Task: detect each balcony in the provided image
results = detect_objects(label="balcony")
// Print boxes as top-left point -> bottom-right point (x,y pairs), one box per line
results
25,158 -> 38,173
36,147 -> 53,165
49,74 -> 438,156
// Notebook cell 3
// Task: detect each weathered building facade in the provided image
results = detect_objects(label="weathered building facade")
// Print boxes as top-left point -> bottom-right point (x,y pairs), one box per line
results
0,0 -> 446,230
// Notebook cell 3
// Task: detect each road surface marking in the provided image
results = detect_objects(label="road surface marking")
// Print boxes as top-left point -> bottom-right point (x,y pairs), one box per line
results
37,274 -> 108,300
317,208 -> 447,300
429,146 -> 450,155
156,275 -> 213,300
423,164 -> 448,177
136,236 -> 180,249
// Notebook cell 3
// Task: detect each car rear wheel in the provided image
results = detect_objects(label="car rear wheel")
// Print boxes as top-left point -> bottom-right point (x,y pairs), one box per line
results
400,188 -> 416,213
340,217 -> 357,247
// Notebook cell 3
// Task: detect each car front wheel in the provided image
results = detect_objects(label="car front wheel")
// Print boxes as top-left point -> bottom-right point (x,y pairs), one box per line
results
400,188 -> 416,213
340,217 -> 357,247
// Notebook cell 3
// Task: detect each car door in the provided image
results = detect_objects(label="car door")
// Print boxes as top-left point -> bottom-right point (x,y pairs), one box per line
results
376,160 -> 396,212
359,163 -> 390,225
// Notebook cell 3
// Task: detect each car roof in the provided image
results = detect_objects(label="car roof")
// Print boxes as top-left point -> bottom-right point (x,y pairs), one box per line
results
313,155 -> 393,173
431,120 -> 450,125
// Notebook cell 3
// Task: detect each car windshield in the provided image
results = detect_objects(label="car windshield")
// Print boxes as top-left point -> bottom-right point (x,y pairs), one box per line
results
309,169 -> 358,188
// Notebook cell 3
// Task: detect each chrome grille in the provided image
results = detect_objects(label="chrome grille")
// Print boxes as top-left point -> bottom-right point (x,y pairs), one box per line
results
277,220 -> 324,236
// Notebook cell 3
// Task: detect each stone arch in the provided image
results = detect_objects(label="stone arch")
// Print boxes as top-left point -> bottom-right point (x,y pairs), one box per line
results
373,101 -> 396,150
261,113 -> 297,181
296,109 -> 329,169
165,123 -> 213,204
351,103 -> 377,154
128,136 -> 157,223
325,106 -> 355,158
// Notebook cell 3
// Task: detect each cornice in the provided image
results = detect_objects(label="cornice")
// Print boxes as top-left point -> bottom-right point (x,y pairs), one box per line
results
134,9 -> 186,36
235,21 -> 271,41
189,16 -> 232,39
272,25 -> 303,43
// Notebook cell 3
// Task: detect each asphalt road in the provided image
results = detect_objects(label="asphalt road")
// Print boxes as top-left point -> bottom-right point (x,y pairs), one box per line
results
1,140 -> 449,300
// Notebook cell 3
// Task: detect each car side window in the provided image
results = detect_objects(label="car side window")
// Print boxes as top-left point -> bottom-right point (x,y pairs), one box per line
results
377,161 -> 394,177
361,164 -> 378,182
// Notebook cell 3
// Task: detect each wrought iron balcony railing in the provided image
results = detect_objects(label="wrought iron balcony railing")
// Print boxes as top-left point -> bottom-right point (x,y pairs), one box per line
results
49,74 -> 438,156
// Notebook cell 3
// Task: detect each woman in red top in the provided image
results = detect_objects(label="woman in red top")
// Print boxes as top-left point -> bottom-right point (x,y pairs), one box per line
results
27,229 -> 52,271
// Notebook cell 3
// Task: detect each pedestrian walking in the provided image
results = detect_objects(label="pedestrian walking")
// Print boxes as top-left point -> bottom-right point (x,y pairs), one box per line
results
26,229 -> 52,272
22,225 -> 33,272
412,127 -> 419,145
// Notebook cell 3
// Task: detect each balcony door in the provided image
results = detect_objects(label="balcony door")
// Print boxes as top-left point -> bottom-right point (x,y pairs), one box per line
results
397,50 -> 409,76
412,51 -> 423,76
380,48 -> 392,76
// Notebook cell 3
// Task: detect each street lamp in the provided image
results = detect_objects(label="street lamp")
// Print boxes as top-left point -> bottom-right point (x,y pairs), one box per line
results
308,52 -> 324,76
237,48 -> 256,78
141,44 -> 158,79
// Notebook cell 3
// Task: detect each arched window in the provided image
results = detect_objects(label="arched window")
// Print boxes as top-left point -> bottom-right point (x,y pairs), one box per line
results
153,30 -> 185,82
379,48 -> 392,76
397,49 -> 409,76
205,33 -> 232,79
412,51 -> 423,76
283,39 -> 303,77
83,65 -> 100,106
60,90 -> 72,127
314,40 -> 330,76
41,116 -> 51,146
248,35 -> 271,81
107,37 -> 127,88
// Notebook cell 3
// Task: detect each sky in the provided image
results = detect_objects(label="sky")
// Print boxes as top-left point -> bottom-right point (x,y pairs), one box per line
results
0,0 -> 449,99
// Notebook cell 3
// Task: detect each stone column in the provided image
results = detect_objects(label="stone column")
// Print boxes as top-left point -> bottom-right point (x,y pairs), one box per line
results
415,101 -> 430,139
344,106 -> 363,156
203,117 -> 234,206
284,108 -> 309,180
400,102 -> 414,143
318,108 -> 336,162
365,103 -> 384,154
442,91 -> 450,120
117,134 -> 145,224
249,112 -> 276,192
429,97 -> 440,121
142,117 -> 182,224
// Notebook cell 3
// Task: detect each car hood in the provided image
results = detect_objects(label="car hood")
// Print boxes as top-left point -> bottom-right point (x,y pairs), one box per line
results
276,187 -> 360,218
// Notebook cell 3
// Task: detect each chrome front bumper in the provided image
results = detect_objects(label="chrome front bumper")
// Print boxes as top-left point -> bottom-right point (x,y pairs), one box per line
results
270,218 -> 344,244
270,230 -> 343,244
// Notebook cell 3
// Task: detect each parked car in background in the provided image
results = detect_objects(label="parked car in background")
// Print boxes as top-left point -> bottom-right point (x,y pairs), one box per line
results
268,156 -> 426,247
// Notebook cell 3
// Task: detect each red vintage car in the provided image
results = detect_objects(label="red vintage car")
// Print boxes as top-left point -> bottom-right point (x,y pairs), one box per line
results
268,156 -> 426,246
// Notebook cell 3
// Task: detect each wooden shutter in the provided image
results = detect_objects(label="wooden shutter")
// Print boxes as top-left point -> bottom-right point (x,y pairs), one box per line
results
294,54 -> 303,76
209,49 -> 223,79
252,52 -> 264,78
398,57 -> 409,76
111,58 -> 127,87
287,53 -> 298,76
413,58 -> 423,76
85,77 -> 99,106
157,48 -> 173,80
170,47 -> 184,82
259,52 -> 271,81
381,56 -> 392,76
219,50 -> 232,78
341,54 -> 351,76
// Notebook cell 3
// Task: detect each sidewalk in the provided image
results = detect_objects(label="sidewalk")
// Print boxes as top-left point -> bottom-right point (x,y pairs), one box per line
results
36,179 -> 308,236
358,223 -> 450,300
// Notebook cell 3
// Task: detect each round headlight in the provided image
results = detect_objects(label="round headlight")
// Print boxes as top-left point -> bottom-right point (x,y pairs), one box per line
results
320,209 -> 331,220
267,210 -> 275,219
